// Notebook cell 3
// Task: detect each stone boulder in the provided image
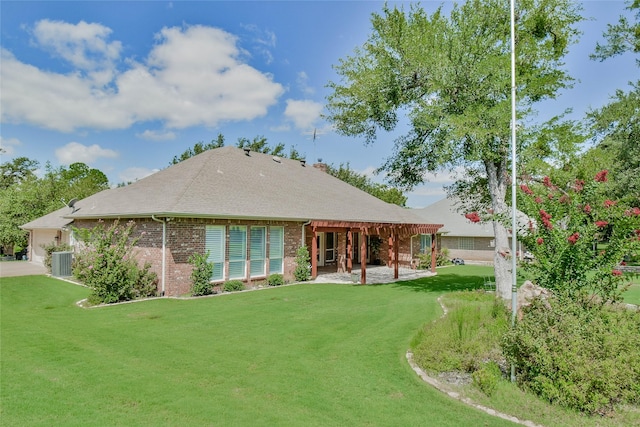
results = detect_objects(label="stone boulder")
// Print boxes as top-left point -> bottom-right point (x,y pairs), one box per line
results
516,280 -> 551,320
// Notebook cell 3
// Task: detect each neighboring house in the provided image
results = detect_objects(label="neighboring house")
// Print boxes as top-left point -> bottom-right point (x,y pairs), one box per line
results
413,197 -> 528,263
22,146 -> 442,296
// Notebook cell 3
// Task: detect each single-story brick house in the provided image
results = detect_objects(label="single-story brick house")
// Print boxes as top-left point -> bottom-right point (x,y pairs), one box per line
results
22,146 -> 442,296
413,197 -> 527,262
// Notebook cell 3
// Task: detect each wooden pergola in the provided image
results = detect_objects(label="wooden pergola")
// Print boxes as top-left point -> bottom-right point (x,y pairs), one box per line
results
309,220 -> 443,284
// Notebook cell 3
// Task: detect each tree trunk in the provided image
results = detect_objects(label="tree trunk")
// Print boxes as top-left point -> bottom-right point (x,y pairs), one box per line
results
485,159 -> 512,300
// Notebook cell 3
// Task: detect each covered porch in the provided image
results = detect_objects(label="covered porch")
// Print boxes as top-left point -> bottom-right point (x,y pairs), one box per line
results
307,220 -> 443,285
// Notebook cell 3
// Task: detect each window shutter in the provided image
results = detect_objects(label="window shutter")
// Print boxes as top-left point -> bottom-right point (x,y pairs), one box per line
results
250,227 -> 266,277
228,226 -> 247,279
205,226 -> 225,281
269,226 -> 284,274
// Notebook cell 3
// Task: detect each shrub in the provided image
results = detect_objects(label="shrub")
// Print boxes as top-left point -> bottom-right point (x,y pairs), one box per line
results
472,361 -> 502,397
416,248 -> 451,269
517,172 -> 640,304
41,242 -> 73,273
189,252 -> 214,296
223,280 -> 244,292
502,296 -> 640,415
72,220 -> 158,304
267,273 -> 284,286
293,246 -> 311,281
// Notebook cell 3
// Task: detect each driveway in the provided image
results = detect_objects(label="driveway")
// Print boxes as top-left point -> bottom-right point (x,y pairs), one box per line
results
0,261 -> 48,278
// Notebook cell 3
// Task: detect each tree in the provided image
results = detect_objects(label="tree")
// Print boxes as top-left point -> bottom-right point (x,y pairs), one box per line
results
325,0 -> 583,298
326,163 -> 407,206
0,157 -> 39,190
589,0 -> 639,203
0,159 -> 108,252
170,134 -> 226,164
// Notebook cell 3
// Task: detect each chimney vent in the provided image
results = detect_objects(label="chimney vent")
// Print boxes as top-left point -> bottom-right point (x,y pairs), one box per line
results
300,159 -> 306,167
313,163 -> 328,173
243,148 -> 250,156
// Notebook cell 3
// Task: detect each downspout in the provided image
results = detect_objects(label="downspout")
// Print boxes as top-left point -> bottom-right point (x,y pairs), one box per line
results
151,215 -> 166,296
301,220 -> 312,247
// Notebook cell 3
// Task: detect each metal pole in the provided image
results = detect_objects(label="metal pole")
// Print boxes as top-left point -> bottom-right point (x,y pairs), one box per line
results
509,0 -> 518,383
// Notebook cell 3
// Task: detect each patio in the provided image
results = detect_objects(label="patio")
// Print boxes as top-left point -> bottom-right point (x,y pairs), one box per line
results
311,264 -> 437,284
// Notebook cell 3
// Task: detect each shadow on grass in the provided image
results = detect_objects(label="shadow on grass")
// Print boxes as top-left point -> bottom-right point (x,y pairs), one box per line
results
370,273 -> 488,294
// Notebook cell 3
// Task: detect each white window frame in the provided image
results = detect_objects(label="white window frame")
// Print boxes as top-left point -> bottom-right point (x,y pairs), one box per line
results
269,226 -> 284,274
228,225 -> 247,280
250,226 -> 267,278
205,225 -> 225,281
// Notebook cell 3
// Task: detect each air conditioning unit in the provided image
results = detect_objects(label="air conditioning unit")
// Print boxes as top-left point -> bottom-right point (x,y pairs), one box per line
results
52,251 -> 73,277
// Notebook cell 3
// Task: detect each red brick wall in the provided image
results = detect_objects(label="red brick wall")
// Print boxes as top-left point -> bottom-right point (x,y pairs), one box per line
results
73,218 -> 306,297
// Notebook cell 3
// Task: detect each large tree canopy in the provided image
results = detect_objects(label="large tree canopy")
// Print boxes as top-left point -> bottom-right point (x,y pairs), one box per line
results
325,0 -> 583,298
588,0 -> 639,204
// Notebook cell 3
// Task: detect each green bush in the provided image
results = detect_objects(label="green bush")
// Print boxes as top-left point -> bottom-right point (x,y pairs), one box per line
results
72,220 -> 158,304
267,273 -> 284,286
189,252 -> 214,296
294,246 -> 311,281
223,280 -> 244,292
41,241 -> 73,273
472,361 -> 502,397
502,297 -> 640,415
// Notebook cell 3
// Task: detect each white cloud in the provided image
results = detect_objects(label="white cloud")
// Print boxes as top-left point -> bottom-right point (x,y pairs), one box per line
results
137,129 -> 176,141
55,141 -> 118,164
118,167 -> 159,184
284,99 -> 323,130
1,22 -> 284,132
296,71 -> 314,96
0,136 -> 21,156
32,19 -> 121,72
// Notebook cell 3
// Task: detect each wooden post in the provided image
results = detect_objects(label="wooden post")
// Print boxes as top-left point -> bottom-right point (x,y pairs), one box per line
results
393,232 -> 399,279
388,234 -> 393,268
347,229 -> 353,273
360,232 -> 367,284
430,233 -> 437,273
311,230 -> 318,279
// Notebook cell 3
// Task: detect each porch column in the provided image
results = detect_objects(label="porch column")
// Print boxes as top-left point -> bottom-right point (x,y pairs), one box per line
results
393,232 -> 399,279
311,230 -> 318,279
347,229 -> 353,273
360,230 -> 367,284
430,232 -> 437,273
387,235 -> 393,268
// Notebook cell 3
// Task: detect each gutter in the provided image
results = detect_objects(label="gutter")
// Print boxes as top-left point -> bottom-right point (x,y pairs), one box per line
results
151,215 -> 167,296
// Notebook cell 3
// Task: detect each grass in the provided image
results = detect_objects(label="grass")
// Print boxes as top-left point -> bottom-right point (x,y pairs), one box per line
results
623,273 -> 640,305
1,266 -> 519,427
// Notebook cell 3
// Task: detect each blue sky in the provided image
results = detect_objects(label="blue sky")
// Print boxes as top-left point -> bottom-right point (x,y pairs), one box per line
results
0,1 -> 637,208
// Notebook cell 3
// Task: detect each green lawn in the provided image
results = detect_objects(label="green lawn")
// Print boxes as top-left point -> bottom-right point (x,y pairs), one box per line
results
1,266 -> 519,426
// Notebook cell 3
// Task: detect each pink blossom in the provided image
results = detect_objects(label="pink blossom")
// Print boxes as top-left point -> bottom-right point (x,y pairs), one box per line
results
567,232 -> 580,245
604,200 -> 617,208
543,176 -> 553,188
88,265 -> 94,270
520,184 -> 533,195
539,209 -> 553,230
625,207 -> 640,216
559,195 -> 570,204
536,237 -> 544,245
595,221 -> 608,228
583,204 -> 592,214
464,212 -> 481,223
612,270 -> 622,276
594,170 -> 608,182
574,179 -> 585,192
535,197 -> 543,204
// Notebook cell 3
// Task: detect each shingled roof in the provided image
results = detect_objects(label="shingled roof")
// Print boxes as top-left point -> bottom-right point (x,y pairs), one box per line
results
36,146 -> 435,227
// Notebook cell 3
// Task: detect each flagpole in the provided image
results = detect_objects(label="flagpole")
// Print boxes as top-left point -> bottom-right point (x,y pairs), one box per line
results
509,0 -> 518,383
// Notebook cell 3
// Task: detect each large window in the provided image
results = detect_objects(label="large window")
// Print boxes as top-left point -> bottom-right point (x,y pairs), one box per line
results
269,226 -> 284,274
205,226 -> 225,281
229,226 -> 247,279
458,237 -> 475,250
420,234 -> 432,254
250,226 -> 266,278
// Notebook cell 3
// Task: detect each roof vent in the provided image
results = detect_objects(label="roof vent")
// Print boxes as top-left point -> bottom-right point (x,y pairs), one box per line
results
272,156 -> 281,163
243,148 -> 250,156
300,159 -> 306,167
